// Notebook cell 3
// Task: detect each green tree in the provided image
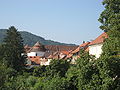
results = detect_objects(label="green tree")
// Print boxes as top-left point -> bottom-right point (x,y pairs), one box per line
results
96,0 -> 120,89
3,75 -> 37,90
98,0 -> 120,32
77,50 -> 98,90
45,59 -> 70,78
66,65 -> 78,90
0,62 -> 16,90
43,76 -> 70,90
0,44 -> 4,61
3,26 -> 26,71
32,66 -> 46,77
96,30 -> 120,90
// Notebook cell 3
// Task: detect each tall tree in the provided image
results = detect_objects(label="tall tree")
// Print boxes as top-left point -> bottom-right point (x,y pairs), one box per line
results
0,44 -> 4,61
45,59 -> 70,78
97,0 -> 120,89
76,50 -> 98,90
98,0 -> 120,32
3,26 -> 26,71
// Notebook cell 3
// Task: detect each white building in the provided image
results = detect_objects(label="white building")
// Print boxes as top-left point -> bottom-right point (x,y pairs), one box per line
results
89,32 -> 108,58
27,42 -> 46,57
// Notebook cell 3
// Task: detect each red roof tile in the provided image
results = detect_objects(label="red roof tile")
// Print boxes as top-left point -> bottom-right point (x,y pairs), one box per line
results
60,51 -> 69,55
71,42 -> 90,54
89,32 -> 108,45
71,46 -> 80,54
66,54 -> 73,58
45,45 -> 78,51
79,42 -> 90,47
29,42 -> 46,52
47,55 -> 53,59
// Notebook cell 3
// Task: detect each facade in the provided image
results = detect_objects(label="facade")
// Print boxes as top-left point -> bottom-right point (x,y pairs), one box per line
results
27,41 -> 46,57
40,58 -> 51,66
89,44 -> 103,58
26,42 -> 47,66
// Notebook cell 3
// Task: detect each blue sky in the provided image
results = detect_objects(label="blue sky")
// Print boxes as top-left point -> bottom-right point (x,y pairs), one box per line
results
0,0 -> 104,45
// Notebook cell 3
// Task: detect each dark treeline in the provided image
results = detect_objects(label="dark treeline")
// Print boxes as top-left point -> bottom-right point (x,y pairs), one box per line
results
0,0 -> 120,90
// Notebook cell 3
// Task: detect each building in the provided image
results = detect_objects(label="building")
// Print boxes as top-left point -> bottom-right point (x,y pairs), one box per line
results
26,42 -> 47,67
27,41 -> 46,57
25,32 -> 108,67
89,32 -> 108,58
25,42 -> 78,66
65,42 -> 90,64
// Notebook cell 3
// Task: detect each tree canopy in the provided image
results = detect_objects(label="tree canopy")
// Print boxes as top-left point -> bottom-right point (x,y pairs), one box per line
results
99,0 -> 120,32
3,26 -> 26,71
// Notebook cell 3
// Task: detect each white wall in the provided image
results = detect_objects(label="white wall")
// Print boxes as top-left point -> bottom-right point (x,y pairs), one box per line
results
40,59 -> 51,66
27,52 -> 36,56
36,52 -> 45,56
89,43 -> 103,58
27,51 -> 45,57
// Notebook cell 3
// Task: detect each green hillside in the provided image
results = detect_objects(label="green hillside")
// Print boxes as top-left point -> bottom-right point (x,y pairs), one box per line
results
0,29 -> 76,46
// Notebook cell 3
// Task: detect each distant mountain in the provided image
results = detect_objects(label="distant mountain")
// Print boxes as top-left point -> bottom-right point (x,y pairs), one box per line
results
0,29 -> 76,46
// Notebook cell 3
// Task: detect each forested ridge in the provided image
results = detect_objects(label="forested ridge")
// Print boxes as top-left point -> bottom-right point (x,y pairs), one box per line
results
0,29 -> 76,46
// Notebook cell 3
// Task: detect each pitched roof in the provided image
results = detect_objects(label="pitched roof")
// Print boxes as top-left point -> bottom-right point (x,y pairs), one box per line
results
24,45 -> 31,53
34,41 -> 42,47
29,42 -> 46,52
71,42 -> 90,54
71,46 -> 80,54
60,51 -> 69,55
79,42 -> 90,47
47,55 -> 53,59
24,44 -> 29,49
66,54 -> 73,58
45,45 -> 78,51
89,32 -> 108,45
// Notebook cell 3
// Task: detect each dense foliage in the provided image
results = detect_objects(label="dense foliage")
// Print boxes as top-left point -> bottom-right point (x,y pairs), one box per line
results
98,0 -> 120,32
2,26 -> 26,71
97,0 -> 120,89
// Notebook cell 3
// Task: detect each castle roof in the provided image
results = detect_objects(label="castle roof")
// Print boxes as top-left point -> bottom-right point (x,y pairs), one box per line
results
29,42 -> 46,52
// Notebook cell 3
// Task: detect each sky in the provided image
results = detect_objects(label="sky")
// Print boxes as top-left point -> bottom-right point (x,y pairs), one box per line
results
0,0 -> 104,45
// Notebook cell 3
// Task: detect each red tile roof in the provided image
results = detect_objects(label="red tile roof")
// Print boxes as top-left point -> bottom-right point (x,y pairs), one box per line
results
24,45 -> 31,53
45,45 -> 78,51
71,46 -> 80,54
79,42 -> 90,47
29,42 -> 46,52
60,51 -> 70,55
66,54 -> 73,58
71,42 -> 90,54
89,32 -> 108,45
47,55 -> 53,59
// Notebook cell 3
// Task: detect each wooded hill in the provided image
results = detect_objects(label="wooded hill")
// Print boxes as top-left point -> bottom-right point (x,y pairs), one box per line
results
0,29 -> 76,46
